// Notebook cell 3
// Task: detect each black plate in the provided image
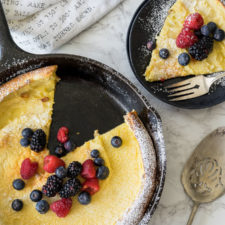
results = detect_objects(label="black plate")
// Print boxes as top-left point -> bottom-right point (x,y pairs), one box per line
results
0,2 -> 166,223
127,0 -> 225,109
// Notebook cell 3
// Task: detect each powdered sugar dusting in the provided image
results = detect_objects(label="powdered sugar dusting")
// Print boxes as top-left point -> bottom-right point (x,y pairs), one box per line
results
138,0 -> 176,61
117,111 -> 157,225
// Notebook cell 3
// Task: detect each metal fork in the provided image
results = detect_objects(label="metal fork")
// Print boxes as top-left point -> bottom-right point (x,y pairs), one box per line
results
166,72 -> 225,101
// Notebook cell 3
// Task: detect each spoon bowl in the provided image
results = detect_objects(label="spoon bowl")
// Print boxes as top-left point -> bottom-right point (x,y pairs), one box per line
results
181,127 -> 225,225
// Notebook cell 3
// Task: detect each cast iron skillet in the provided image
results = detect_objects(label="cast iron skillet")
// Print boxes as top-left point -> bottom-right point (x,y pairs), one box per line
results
0,3 -> 166,224
127,0 -> 225,109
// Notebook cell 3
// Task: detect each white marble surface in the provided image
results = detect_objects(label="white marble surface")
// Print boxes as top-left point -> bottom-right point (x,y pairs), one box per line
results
55,0 -> 225,224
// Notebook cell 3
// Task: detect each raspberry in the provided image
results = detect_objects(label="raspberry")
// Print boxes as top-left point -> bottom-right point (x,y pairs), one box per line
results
50,198 -> 72,218
176,28 -> 198,48
82,178 -> 100,195
184,13 -> 204,30
20,158 -> 38,180
57,127 -> 69,143
81,159 -> 96,179
43,155 -> 65,173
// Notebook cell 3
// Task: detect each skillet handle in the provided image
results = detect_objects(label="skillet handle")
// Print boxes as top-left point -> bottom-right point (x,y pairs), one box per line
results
0,2 -> 32,72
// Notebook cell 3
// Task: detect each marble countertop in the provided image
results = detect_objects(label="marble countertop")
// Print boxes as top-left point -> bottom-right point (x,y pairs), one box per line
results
55,1 -> 225,224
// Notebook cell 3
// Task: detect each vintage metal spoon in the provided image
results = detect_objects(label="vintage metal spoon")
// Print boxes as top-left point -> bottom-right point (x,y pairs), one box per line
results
181,127 -> 225,225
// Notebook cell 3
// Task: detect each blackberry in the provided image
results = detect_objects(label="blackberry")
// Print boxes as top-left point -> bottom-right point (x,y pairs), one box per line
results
188,36 -> 213,61
42,175 -> 62,197
30,129 -> 46,152
194,29 -> 203,38
67,161 -> 82,178
59,178 -> 82,198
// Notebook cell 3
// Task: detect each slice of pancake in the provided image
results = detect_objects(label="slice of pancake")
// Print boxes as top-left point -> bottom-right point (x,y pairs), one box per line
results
0,66 -> 58,223
0,66 -> 156,225
145,0 -> 225,82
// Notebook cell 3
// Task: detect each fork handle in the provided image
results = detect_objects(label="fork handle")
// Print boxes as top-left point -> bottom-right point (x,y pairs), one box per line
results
186,202 -> 200,225
208,72 -> 225,85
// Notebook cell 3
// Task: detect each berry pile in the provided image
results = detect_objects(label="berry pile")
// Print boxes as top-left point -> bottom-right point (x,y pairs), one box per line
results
157,13 -> 225,67
54,127 -> 76,158
20,128 -> 46,152
12,126 -> 114,218
175,12 -> 225,64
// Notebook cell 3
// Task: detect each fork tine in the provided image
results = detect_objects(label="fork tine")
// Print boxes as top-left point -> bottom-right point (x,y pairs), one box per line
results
168,88 -> 195,97
169,93 -> 196,101
165,78 -> 194,89
166,83 -> 193,92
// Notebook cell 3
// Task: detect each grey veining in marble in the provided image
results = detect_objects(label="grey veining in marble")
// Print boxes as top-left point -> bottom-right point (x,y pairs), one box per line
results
55,0 -> 225,224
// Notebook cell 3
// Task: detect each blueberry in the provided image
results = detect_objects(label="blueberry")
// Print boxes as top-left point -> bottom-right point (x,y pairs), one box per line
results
54,145 -> 67,158
214,29 -> 225,41
207,22 -> 217,33
146,40 -> 156,51
178,53 -> 190,66
22,128 -> 33,138
13,179 -> 25,190
55,166 -> 67,179
78,191 -> 91,205
20,138 -> 30,147
111,136 -> 122,148
201,25 -> 210,36
94,158 -> 105,166
30,190 -> 42,202
36,200 -> 49,214
90,149 -> 100,158
64,140 -> 76,152
96,166 -> 110,180
159,48 -> 170,59
12,199 -> 23,211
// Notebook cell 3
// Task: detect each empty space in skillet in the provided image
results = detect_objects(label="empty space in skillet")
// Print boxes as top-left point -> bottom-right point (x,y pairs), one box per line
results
28,58 -> 150,154
48,68 -> 126,152
127,0 -> 225,109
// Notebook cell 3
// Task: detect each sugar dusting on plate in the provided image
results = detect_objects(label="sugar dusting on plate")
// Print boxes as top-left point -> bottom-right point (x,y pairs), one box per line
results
137,0 -> 176,61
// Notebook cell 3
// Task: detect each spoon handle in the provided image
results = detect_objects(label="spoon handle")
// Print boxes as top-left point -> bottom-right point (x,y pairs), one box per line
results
187,202 -> 200,225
